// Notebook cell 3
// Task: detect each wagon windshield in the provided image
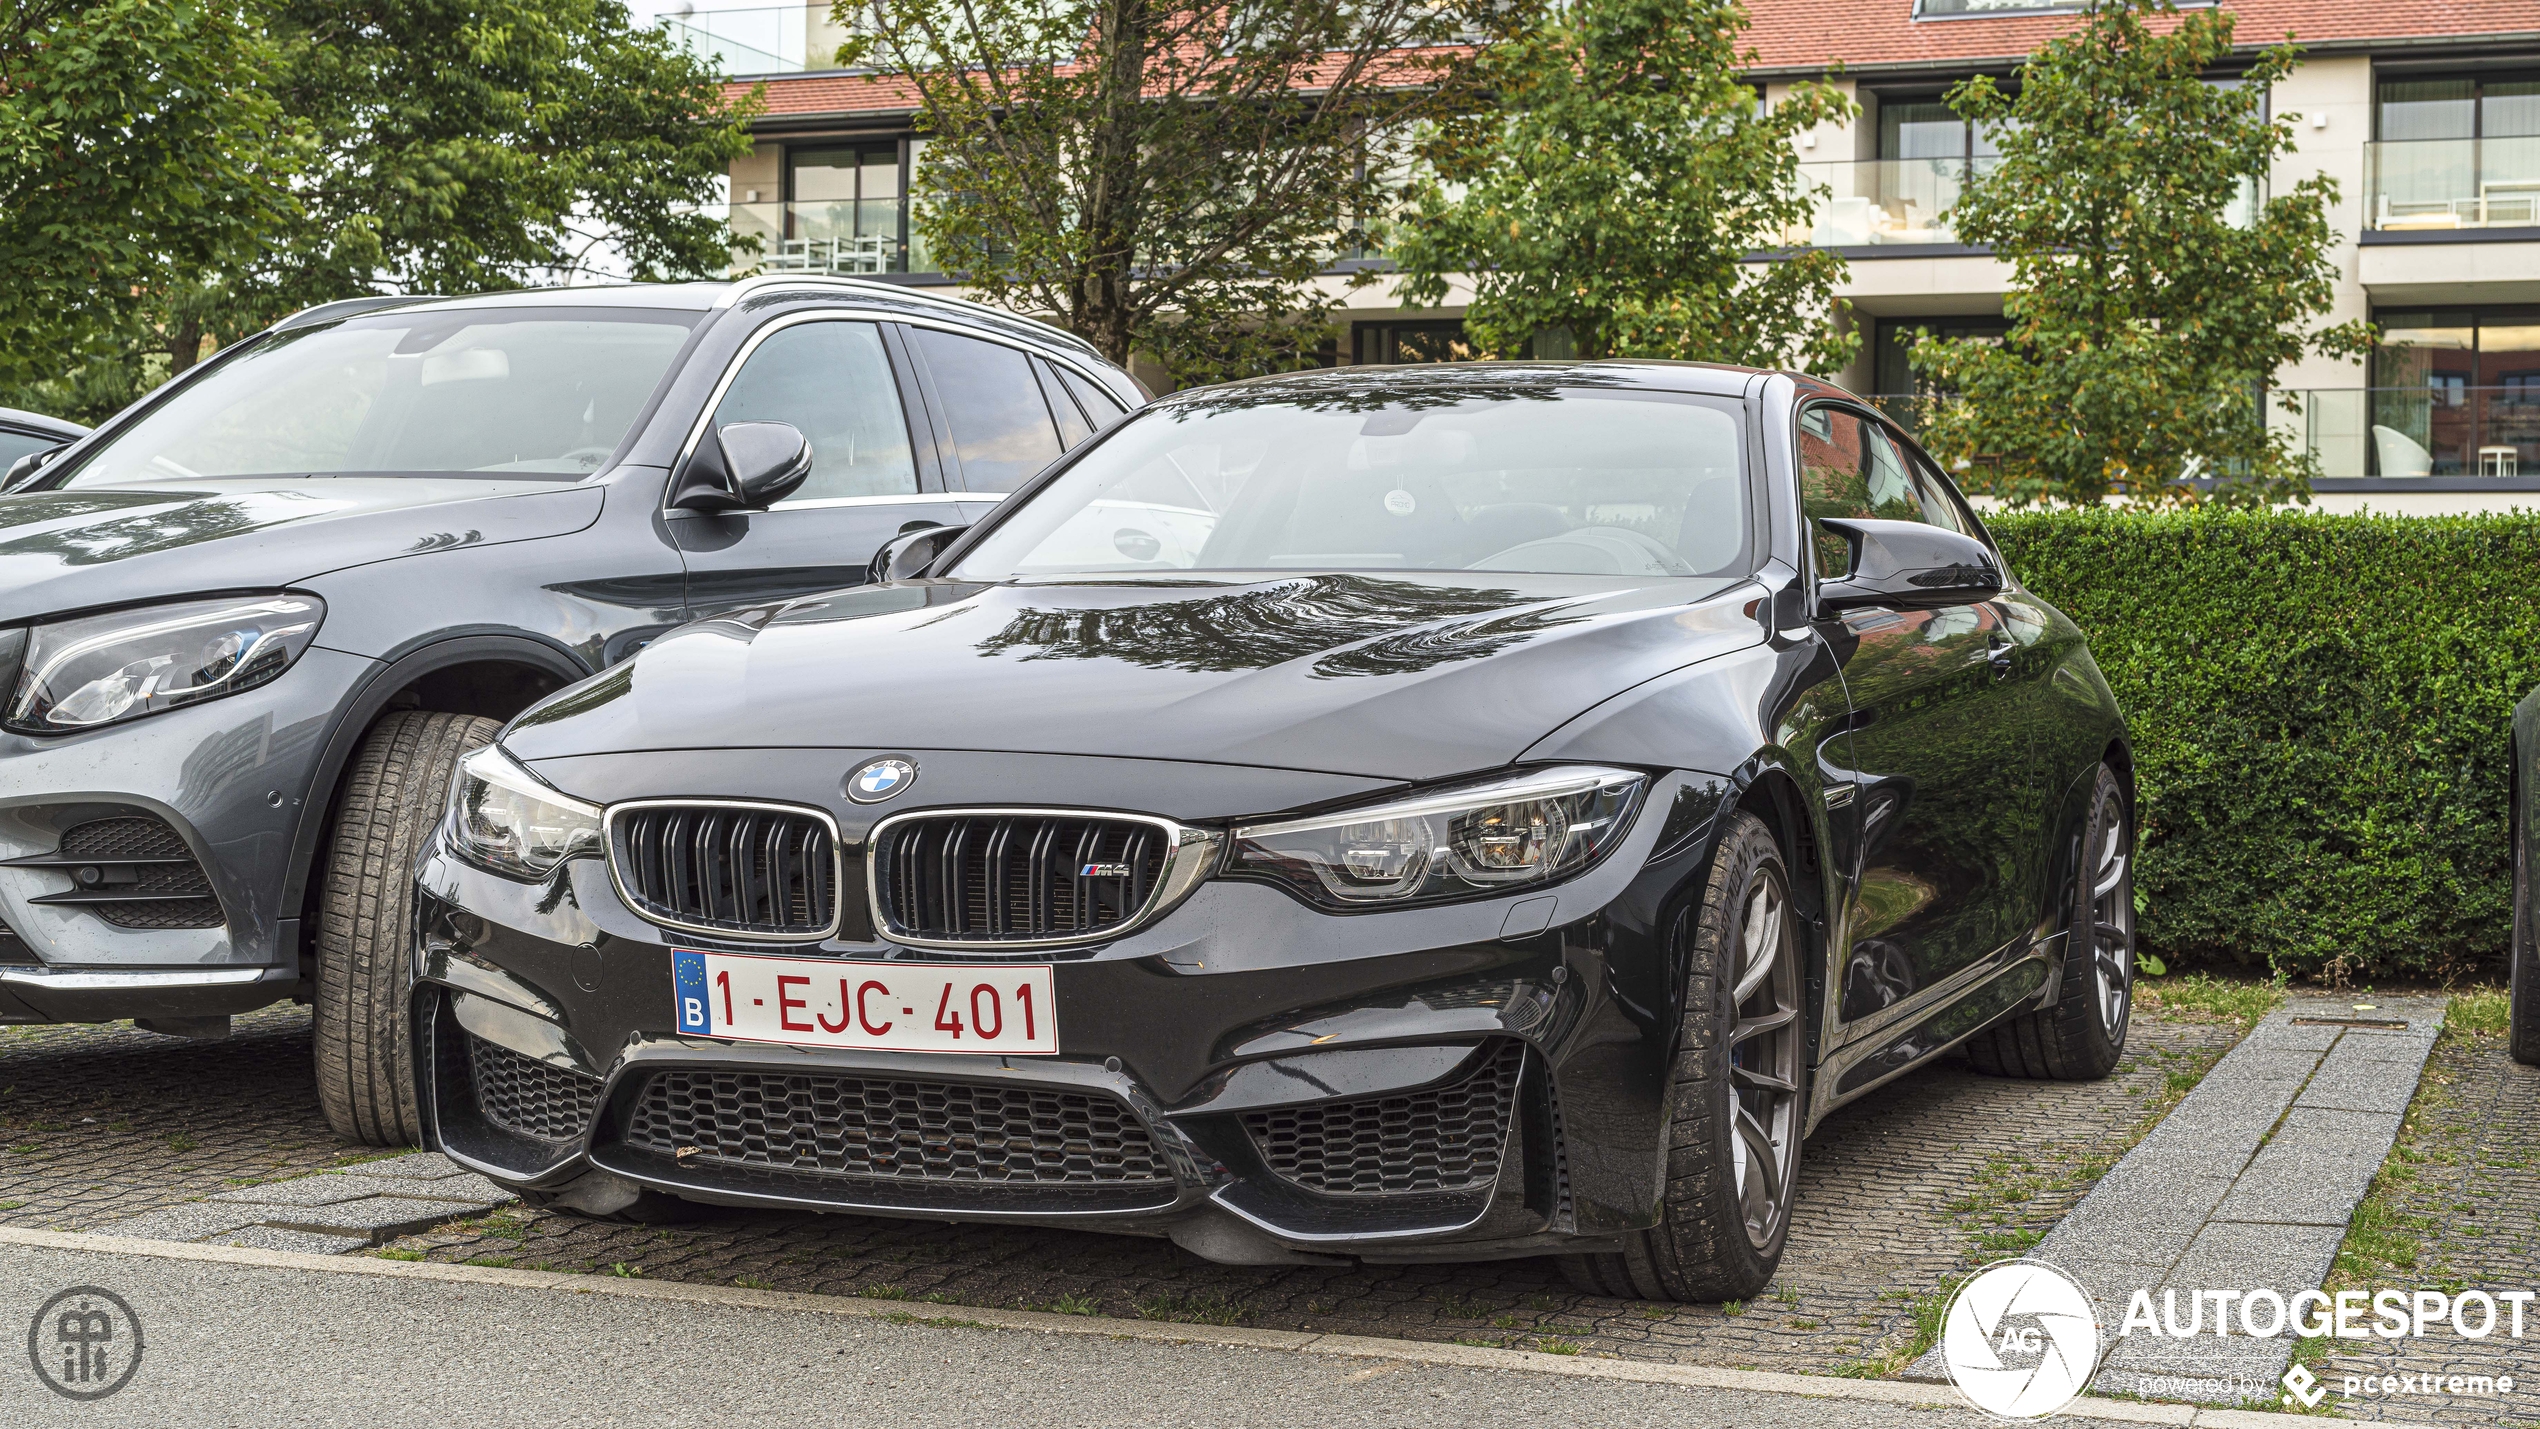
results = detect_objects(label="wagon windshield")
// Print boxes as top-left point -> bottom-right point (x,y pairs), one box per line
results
951,385 -> 1751,580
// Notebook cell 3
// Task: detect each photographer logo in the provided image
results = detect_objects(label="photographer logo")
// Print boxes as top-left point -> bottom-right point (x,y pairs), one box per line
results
26,1286 -> 143,1401
1941,1259 -> 2101,1419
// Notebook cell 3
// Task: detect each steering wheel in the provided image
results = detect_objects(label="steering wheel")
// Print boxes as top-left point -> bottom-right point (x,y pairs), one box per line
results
1468,526 -> 1693,576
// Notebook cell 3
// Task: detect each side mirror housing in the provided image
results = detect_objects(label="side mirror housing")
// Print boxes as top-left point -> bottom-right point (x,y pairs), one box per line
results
1814,517 -> 2004,613
866,524 -> 969,585
4,442 -> 67,492
668,421 -> 812,513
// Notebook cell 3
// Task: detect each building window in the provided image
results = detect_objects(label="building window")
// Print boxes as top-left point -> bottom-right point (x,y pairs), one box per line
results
1913,0 -> 2080,16
2367,307 -> 2540,476
2369,72 -> 2540,230
1353,321 -> 1475,364
1871,316 -> 2008,429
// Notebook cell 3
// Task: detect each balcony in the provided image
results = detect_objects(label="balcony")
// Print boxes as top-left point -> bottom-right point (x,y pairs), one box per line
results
2271,388 -> 2540,479
1790,159 -> 1989,248
2365,138 -> 2540,233
664,4 -> 852,76
727,200 -> 938,276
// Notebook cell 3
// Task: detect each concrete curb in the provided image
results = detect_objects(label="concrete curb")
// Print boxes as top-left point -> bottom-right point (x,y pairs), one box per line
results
0,1226 -> 2418,1428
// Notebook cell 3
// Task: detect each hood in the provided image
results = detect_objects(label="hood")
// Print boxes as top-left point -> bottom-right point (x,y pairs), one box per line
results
0,478 -> 603,621
505,572 -> 1765,781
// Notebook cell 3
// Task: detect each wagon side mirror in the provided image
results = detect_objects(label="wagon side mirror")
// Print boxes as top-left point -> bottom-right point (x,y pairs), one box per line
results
669,421 -> 813,513
3,442 -> 67,492
866,523 -> 969,585
1814,517 -> 2004,613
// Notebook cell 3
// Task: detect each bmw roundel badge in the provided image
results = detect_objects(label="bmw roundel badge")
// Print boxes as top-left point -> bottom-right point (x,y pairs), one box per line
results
846,756 -> 917,804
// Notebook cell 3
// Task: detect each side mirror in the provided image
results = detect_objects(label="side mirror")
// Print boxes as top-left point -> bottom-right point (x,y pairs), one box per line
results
1814,517 -> 2003,613
866,523 -> 969,585
668,421 -> 812,513
4,443 -> 67,492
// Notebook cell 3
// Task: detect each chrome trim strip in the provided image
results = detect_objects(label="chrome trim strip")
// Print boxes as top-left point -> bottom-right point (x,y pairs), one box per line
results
864,806 -> 1222,952
0,967 -> 267,990
601,798 -> 846,945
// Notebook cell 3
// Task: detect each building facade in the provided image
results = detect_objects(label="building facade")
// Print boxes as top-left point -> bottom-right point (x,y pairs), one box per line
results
693,0 -> 2540,511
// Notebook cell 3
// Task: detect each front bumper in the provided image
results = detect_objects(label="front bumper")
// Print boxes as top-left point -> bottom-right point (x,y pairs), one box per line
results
0,647 -> 376,1021
413,759 -> 1735,1263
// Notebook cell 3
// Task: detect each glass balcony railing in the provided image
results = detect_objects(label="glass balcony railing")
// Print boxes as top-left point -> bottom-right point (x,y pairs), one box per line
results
726,200 -> 939,276
1790,158 -> 1990,247
2365,138 -> 2540,232
2272,387 -> 2540,478
664,4 -> 855,76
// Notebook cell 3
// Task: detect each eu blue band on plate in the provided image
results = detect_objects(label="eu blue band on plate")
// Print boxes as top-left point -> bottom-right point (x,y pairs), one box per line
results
672,949 -> 710,1034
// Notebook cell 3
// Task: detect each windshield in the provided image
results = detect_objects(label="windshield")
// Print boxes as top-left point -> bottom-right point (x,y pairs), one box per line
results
64,306 -> 701,487
951,385 -> 1751,580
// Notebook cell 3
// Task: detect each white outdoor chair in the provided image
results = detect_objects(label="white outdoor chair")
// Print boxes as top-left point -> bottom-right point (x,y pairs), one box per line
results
2371,424 -> 2433,477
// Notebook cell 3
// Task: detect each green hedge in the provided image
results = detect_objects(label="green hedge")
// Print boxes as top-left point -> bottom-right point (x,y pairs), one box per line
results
1988,508 -> 2540,983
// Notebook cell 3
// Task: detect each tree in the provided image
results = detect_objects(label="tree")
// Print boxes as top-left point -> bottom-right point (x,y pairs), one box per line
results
0,0 -> 300,394
1907,0 -> 2372,508
8,0 -> 758,421
1388,0 -> 1855,371
839,0 -> 1503,384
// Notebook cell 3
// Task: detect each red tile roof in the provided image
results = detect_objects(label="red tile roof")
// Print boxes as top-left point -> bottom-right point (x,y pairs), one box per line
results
730,1 -> 2540,121
1741,0 -> 2540,75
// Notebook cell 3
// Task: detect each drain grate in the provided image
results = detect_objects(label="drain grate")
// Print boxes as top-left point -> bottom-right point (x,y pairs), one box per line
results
2289,1016 -> 2411,1030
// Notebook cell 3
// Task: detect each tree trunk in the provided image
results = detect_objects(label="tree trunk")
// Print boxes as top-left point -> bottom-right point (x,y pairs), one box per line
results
1078,0 -> 1147,366
167,317 -> 206,375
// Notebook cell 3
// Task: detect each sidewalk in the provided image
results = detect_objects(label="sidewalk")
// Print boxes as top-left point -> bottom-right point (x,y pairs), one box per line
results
0,1231 -> 2368,1428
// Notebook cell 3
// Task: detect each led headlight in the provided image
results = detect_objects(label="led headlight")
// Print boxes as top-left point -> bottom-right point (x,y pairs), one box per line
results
446,745 -> 602,878
4,595 -> 325,734
1228,766 -> 1647,910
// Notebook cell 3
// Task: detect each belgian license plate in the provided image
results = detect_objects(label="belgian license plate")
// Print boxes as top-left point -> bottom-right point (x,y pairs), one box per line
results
671,950 -> 1056,1054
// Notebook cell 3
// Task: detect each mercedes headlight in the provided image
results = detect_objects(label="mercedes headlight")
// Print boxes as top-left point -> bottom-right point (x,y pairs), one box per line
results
1227,766 -> 1647,910
446,745 -> 602,878
4,595 -> 325,734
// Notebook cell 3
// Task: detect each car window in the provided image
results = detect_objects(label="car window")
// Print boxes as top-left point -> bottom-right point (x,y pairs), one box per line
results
952,388 -> 1750,580
711,321 -> 917,502
1036,359 -> 1093,447
64,308 -> 701,485
908,328 -> 1063,493
0,428 -> 60,469
1906,448 -> 1972,535
1798,405 -> 1962,575
1055,365 -> 1129,429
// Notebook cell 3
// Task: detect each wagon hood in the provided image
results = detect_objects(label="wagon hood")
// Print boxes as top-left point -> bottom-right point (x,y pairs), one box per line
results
0,478 -> 603,620
504,572 -> 1765,782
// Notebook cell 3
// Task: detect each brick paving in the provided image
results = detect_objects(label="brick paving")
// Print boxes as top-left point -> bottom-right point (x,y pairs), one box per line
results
0,1004 -> 2238,1376
2322,1023 -> 2540,1426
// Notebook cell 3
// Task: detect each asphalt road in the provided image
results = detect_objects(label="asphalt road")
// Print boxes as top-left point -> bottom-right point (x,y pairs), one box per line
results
0,1241 -> 2133,1429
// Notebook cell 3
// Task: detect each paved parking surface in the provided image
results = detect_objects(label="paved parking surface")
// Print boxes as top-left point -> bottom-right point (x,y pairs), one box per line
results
1,1004 -> 2236,1377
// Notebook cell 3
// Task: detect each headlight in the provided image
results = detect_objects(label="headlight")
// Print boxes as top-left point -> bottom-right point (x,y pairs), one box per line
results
4,594 -> 324,734
446,745 -> 602,878
1227,766 -> 1647,910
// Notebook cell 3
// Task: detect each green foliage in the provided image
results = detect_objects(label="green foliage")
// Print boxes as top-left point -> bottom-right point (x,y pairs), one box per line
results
1391,0 -> 1854,371
0,0 -> 300,392
5,0 -> 755,422
843,0 -> 1497,383
1993,508 -> 2540,982
1910,0 -> 2373,508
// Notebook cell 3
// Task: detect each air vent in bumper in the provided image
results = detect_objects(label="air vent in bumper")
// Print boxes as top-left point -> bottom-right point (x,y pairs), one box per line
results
464,1034 -> 603,1145
1244,1040 -> 1525,1195
867,809 -> 1217,948
621,1067 -> 1171,1188
606,801 -> 841,941
6,816 -> 222,929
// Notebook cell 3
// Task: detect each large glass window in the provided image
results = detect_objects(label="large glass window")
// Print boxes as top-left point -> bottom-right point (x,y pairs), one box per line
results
953,386 -> 1749,579
710,322 -> 918,502
784,142 -> 904,273
65,307 -> 700,486
2370,72 -> 2540,231
2368,306 -> 2540,477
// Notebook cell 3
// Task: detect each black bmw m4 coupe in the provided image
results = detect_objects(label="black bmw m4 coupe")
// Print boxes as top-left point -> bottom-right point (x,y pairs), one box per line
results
411,362 -> 2135,1301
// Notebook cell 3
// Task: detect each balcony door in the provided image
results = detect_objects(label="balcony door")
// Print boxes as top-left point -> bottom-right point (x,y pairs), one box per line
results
785,142 -> 905,274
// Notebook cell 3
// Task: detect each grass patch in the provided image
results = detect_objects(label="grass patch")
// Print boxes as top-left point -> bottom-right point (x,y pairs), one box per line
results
164,1133 -> 199,1153
734,1276 -> 774,1290
1035,1293 -> 1099,1316
2137,972 -> 2285,1030
374,1248 -> 426,1262
607,1263 -> 643,1278
1971,1226 -> 2044,1256
464,1256 -> 516,1268
1433,1294 -> 1493,1319
862,1285 -> 910,1301
2445,987 -> 2508,1039
0,1200 -> 23,1211
1536,1337 -> 1580,1355
1134,1291 -> 1250,1326
1835,1290 -> 1951,1379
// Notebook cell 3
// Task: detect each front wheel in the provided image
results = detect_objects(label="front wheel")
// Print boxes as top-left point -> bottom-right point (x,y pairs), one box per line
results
1966,763 -> 2132,1082
1559,809 -> 1807,1303
313,710 -> 500,1146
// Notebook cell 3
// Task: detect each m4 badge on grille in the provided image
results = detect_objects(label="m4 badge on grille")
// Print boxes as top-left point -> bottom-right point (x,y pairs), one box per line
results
1080,862 -> 1133,878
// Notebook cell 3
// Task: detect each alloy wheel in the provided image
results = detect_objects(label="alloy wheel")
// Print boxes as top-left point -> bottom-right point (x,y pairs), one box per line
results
2088,784 -> 2133,1036
1725,870 -> 1802,1251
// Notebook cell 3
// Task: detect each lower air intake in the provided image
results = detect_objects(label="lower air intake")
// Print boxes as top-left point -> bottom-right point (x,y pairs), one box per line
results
1245,1040 -> 1525,1195
467,1035 -> 603,1144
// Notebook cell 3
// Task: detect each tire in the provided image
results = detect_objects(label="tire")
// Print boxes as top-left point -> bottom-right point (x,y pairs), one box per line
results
313,710 -> 500,1146
2511,786 -> 2540,1067
1557,810 -> 1807,1303
1965,763 -> 2132,1082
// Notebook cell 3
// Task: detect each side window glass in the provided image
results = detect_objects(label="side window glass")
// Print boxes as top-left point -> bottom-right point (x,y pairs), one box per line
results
909,328 -> 1063,492
1036,358 -> 1093,448
711,322 -> 916,502
1861,423 -> 1931,524
1057,365 -> 1129,430
1796,404 -> 1872,577
1906,449 -> 1970,535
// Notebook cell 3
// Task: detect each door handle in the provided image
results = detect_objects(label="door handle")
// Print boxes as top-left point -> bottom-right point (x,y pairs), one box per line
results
1986,633 -> 2015,679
